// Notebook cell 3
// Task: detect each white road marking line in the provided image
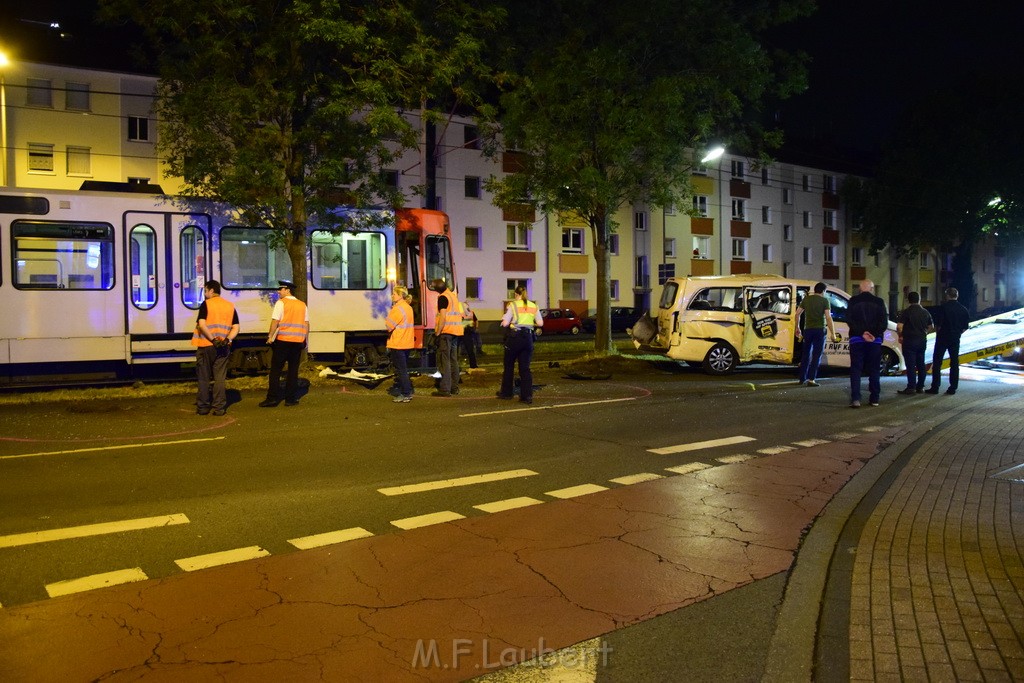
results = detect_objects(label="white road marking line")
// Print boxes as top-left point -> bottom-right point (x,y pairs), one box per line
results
830,431 -> 860,440
288,527 -> 373,550
391,511 -> 465,530
860,425 -> 884,432
0,436 -> 227,461
175,546 -> 269,572
648,435 -> 756,455
793,439 -> 831,447
609,473 -> 664,485
762,379 -> 809,387
717,454 -> 756,464
757,446 -> 796,455
665,462 -> 714,475
0,513 -> 189,549
378,469 -> 538,496
45,568 -> 149,598
546,484 -> 608,499
473,497 -> 544,513
461,397 -> 637,417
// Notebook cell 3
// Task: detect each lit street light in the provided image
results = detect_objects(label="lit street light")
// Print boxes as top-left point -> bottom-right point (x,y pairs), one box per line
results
701,145 -> 725,164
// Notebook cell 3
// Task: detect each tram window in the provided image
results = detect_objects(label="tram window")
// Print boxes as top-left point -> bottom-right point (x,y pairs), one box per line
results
220,227 -> 292,289
180,225 -> 207,309
129,224 -> 158,309
425,235 -> 453,289
11,220 -> 114,290
310,230 -> 387,290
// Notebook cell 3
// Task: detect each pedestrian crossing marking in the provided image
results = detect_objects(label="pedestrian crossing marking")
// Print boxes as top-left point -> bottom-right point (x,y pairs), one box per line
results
45,568 -> 149,598
648,435 -> 756,455
474,497 -> 544,513
288,527 -> 373,550
391,511 -> 465,530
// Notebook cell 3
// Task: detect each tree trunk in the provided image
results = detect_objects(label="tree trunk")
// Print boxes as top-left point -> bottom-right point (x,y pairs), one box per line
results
590,210 -> 615,355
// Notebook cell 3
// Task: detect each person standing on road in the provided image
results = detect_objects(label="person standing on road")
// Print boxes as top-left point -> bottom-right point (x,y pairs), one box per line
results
462,304 -> 481,369
386,285 -> 415,403
896,291 -> 934,395
926,287 -> 971,395
431,278 -> 465,397
847,279 -> 889,408
260,280 -> 309,408
497,285 -> 544,405
795,282 -> 838,387
192,280 -> 239,415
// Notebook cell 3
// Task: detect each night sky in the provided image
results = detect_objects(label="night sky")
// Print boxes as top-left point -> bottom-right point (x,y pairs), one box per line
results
3,0 -> 1023,169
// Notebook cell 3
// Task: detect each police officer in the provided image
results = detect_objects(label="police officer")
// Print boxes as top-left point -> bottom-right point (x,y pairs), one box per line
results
260,280 -> 309,407
192,280 -> 239,415
497,285 -> 544,404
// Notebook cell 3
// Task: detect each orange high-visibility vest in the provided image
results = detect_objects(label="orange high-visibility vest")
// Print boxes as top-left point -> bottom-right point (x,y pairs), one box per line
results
439,288 -> 465,336
277,297 -> 309,342
387,299 -> 415,349
192,296 -> 235,347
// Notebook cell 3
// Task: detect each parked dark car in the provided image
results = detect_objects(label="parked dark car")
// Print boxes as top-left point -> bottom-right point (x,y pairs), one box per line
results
582,306 -> 641,333
536,308 -> 584,335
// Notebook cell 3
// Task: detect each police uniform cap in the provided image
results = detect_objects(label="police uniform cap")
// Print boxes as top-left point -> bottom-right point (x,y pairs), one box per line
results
278,280 -> 295,290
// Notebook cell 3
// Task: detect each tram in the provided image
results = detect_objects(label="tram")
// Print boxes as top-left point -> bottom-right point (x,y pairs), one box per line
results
0,186 -> 456,384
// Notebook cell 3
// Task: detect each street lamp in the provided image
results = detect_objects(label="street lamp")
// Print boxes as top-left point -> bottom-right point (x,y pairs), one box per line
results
0,48 -> 9,187
701,146 -> 725,164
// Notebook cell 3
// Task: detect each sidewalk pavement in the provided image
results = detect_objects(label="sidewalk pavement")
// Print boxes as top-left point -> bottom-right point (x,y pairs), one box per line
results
1,391 -> 1022,681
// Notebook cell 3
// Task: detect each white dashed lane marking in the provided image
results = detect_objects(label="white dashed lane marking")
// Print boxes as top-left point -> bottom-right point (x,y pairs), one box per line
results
391,511 -> 466,530
792,439 -> 831,447
546,484 -> 609,499
378,469 -> 538,496
175,546 -> 270,572
664,462 -> 714,475
757,446 -> 796,455
288,527 -> 374,550
0,514 -> 189,549
0,437 -> 226,460
609,473 -> 663,485
648,435 -> 756,455
46,568 -> 149,598
473,497 -> 544,513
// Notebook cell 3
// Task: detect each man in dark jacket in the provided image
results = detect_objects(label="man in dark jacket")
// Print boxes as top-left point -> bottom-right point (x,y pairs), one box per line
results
846,279 -> 889,408
926,287 -> 971,395
896,291 -> 934,395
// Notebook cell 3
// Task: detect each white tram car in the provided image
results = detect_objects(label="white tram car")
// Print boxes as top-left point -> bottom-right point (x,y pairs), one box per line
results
0,186 -> 456,384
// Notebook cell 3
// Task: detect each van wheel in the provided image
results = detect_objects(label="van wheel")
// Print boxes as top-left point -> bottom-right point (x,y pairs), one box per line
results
703,343 -> 737,375
570,325 -> 580,335
880,348 -> 899,375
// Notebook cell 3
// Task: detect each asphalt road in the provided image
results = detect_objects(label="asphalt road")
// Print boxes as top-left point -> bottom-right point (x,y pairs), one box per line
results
1,355 -> 1021,611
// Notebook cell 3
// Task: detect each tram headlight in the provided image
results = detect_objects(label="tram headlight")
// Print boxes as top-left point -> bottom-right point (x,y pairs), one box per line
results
386,267 -> 397,283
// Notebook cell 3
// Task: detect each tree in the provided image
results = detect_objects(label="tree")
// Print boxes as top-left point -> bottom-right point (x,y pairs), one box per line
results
485,0 -> 812,353
842,73 -> 1024,311
100,0 -> 502,302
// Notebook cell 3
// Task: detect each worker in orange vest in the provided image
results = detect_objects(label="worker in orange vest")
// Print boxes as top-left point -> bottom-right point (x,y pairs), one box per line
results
430,278 -> 466,397
386,285 -> 415,403
192,279 -> 239,415
260,280 -> 309,407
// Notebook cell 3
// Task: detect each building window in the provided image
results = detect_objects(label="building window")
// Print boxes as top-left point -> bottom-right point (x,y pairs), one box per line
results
463,125 -> 480,150
608,233 -> 620,255
693,163 -> 708,176
692,195 -> 708,217
66,146 -> 91,176
65,82 -> 90,111
803,247 -> 813,265
762,206 -> 772,224
465,226 -> 482,250
731,160 -> 745,178
610,279 -> 620,301
664,238 -> 676,258
802,211 -> 812,228
982,287 -> 988,302
465,277 -> 481,299
562,278 -> 585,300
731,199 -> 746,221
464,176 -> 482,199
381,169 -> 399,189
693,236 -> 710,258
26,78 -> 53,107
921,285 -> 930,302
852,247 -> 864,265
920,252 -> 930,269
823,174 -> 836,193
506,278 -> 530,299
27,143 -> 54,173
128,116 -> 150,142
823,209 -> 836,229
824,245 -> 836,265
761,167 -> 770,185
802,174 -> 810,191
506,224 -> 529,251
634,211 -> 647,231
562,228 -> 585,254
732,238 -> 748,261
762,244 -> 773,262
783,224 -> 794,242
783,188 -> 793,204
783,262 -> 793,277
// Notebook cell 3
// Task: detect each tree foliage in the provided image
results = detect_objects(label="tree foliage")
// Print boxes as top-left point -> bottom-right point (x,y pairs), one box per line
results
485,0 -> 813,352
100,0 -> 502,301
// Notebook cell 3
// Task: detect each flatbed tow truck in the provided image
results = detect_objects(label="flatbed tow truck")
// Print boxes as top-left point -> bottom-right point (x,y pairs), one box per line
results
927,307 -> 1024,371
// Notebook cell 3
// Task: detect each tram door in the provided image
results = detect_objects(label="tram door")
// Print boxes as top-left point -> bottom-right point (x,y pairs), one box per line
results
125,211 -> 212,345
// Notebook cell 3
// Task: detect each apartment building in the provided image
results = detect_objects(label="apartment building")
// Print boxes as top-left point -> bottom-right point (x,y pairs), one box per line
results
2,59 -> 1019,320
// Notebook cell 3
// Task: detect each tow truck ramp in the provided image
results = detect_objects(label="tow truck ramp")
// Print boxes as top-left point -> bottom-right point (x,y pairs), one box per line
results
929,307 -> 1024,370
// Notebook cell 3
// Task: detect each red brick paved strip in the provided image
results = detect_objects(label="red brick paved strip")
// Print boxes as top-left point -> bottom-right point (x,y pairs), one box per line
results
0,431 -> 898,681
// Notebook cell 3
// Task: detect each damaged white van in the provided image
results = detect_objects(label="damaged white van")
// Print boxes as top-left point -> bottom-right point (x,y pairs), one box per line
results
631,274 -> 903,375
